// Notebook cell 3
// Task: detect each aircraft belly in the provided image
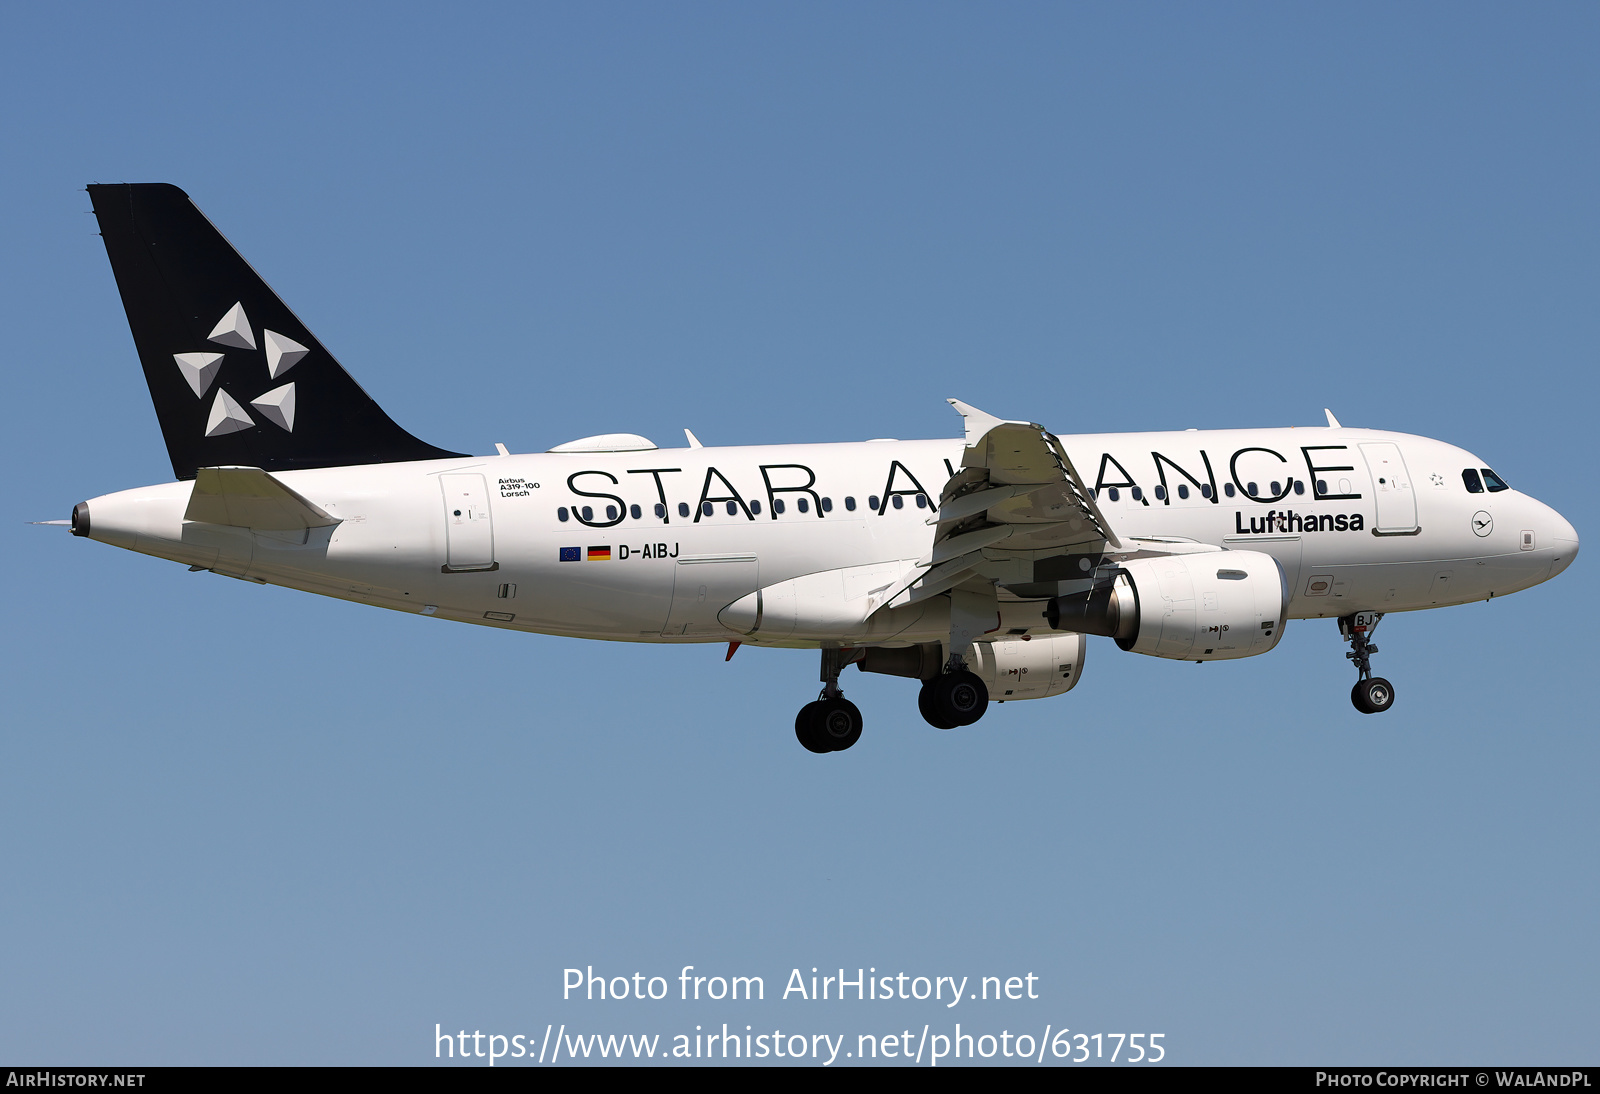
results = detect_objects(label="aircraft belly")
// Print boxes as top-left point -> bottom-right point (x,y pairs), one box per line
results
501,515 -> 883,640
553,563 -> 677,636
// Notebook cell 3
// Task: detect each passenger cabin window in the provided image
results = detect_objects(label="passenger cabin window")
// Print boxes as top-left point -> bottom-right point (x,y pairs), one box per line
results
891,495 -> 904,509
606,505 -> 618,521
725,501 -> 738,516
915,494 -> 928,508
1269,481 -> 1281,496
1106,487 -> 1120,502
844,497 -> 857,511
1316,480 -> 1327,496
630,504 -> 642,520
1224,483 -> 1235,498
797,498 -> 810,513
581,506 -> 593,521
678,502 -> 690,518
1154,485 -> 1167,501
1176,484 -> 1188,499
702,502 -> 714,517
1130,487 -> 1143,502
1247,483 -> 1258,497
1462,469 -> 1484,493
1201,484 -> 1212,499
654,503 -> 666,518
821,497 -> 834,512
869,496 -> 880,511
774,499 -> 786,514
557,506 -> 569,522
1293,481 -> 1305,496
1481,468 -> 1509,492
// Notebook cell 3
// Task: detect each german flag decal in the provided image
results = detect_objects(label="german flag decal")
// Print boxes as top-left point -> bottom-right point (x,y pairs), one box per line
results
586,546 -> 611,561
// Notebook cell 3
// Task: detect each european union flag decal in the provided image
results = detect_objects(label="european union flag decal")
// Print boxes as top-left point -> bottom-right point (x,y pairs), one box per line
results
559,547 -> 580,562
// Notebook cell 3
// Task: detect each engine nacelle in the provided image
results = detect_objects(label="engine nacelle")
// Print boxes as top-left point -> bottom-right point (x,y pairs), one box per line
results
969,633 -> 1086,700
857,633 -> 1087,701
1048,550 -> 1286,661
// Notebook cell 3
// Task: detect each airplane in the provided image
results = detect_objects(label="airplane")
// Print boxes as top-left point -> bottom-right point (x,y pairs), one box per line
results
56,184 -> 1580,753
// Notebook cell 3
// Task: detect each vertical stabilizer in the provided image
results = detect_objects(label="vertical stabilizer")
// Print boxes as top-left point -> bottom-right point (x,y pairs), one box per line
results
88,183 -> 466,479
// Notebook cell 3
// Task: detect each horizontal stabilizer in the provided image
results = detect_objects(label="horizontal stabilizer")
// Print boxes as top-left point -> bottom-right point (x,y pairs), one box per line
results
185,466 -> 339,530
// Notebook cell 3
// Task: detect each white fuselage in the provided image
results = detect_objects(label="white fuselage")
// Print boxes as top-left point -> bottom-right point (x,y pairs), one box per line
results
80,426 -> 1578,648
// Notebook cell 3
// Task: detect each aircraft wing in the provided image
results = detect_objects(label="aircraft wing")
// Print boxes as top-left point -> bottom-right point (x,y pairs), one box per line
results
889,400 -> 1123,606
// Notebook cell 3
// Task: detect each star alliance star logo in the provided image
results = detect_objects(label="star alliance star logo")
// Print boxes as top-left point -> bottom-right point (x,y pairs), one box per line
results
172,302 -> 307,437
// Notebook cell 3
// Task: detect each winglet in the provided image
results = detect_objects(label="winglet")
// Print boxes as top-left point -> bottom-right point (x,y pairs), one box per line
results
947,399 -> 1036,448
1324,408 -> 1342,428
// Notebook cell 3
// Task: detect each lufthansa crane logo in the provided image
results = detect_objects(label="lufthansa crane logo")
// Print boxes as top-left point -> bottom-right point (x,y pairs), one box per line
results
1472,510 -> 1493,537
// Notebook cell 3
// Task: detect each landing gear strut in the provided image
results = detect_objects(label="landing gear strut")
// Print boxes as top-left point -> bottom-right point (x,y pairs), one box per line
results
795,648 -> 864,753
1340,612 -> 1396,715
917,655 -> 989,730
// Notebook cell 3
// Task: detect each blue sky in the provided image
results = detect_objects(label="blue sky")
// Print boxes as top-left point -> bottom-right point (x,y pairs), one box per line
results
2,2 -> 1595,1065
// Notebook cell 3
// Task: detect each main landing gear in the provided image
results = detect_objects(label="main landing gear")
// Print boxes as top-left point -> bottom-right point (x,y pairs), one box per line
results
795,648 -> 864,753
1340,612 -> 1396,715
917,664 -> 989,730
792,649 -> 991,751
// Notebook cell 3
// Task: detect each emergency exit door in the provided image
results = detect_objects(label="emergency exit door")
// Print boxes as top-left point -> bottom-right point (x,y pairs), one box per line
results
440,473 -> 497,572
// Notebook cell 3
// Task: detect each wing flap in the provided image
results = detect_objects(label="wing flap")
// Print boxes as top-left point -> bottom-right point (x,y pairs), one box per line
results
897,402 -> 1120,598
884,402 -> 1197,612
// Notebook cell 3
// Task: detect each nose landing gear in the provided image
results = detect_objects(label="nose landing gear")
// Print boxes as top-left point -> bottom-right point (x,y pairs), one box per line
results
1340,612 -> 1396,714
1351,676 -> 1394,714
795,648 -> 864,753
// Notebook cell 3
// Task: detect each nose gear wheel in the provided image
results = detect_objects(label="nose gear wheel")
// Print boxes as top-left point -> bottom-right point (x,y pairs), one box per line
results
1340,613 -> 1397,715
1351,677 -> 1395,714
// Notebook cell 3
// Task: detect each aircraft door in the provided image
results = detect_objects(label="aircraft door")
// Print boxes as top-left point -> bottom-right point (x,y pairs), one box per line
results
440,473 -> 497,572
664,554 -> 759,636
1359,443 -> 1419,533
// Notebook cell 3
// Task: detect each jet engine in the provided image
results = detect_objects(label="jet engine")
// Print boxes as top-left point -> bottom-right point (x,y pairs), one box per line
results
968,633 -> 1086,700
1047,550 -> 1286,661
858,632 -> 1086,701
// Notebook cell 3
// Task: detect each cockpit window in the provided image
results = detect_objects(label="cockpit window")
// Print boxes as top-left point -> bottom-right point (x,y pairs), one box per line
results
1462,469 -> 1483,493
1481,468 -> 1509,492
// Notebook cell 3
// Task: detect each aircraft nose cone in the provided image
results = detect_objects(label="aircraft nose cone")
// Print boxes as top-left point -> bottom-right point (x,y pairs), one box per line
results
1549,511 -> 1579,578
